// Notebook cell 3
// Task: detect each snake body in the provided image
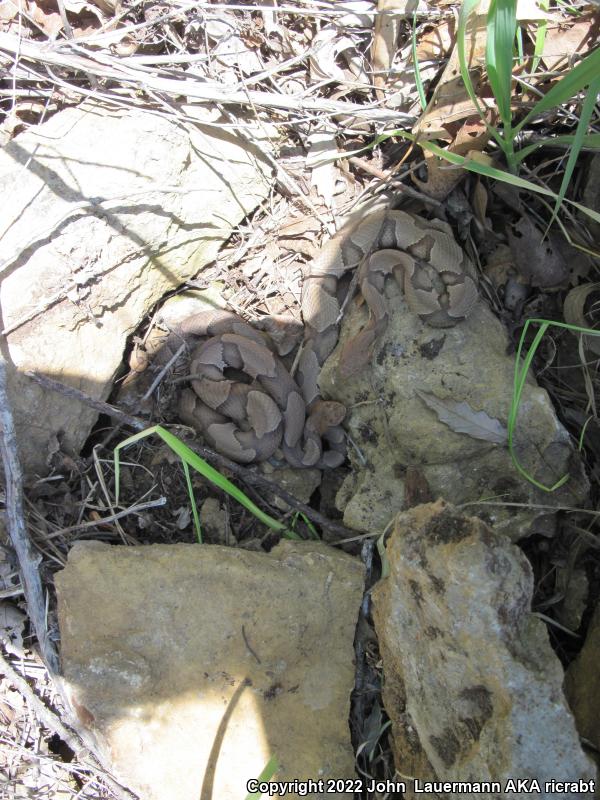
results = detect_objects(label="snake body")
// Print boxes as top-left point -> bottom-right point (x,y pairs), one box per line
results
178,209 -> 478,467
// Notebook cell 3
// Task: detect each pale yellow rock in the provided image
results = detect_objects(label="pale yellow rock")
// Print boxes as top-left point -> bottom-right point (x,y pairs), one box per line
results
56,541 -> 365,800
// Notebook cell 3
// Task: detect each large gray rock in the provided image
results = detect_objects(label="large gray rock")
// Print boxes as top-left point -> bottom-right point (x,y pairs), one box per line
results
371,501 -> 595,799
0,101 -> 272,476
565,600 -> 600,758
320,290 -> 587,539
55,540 -> 365,800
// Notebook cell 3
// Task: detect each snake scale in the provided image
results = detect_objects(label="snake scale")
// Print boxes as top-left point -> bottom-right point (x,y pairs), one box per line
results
177,209 -> 478,468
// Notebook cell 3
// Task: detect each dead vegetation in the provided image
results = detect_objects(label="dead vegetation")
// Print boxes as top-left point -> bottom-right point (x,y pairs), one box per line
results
1,0 -> 600,796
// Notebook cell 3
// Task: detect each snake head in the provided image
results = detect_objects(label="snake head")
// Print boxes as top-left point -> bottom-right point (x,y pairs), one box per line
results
309,400 -> 346,434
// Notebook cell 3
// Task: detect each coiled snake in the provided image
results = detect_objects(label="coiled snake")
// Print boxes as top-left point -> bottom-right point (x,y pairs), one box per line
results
177,209 -> 478,468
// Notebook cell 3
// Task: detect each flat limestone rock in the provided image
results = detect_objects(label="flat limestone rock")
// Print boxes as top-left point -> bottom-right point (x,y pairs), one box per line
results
371,501 -> 596,799
55,541 -> 365,800
0,101 -> 272,476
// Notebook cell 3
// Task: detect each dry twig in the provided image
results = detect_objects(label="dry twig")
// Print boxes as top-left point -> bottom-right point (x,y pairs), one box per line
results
0,650 -> 138,800
25,371 -> 357,541
0,358 -> 59,674
0,32 -> 414,124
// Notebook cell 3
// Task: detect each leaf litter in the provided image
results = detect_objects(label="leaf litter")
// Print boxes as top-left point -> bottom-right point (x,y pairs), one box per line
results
1,0 -> 600,797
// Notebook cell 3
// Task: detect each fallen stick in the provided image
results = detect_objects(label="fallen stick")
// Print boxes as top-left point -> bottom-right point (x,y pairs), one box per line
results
0,32 -> 414,123
0,358 -> 59,674
0,650 -> 138,800
25,371 -> 357,542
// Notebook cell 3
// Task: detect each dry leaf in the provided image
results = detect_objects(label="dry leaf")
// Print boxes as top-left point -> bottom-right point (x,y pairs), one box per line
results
0,549 -> 15,592
582,152 -> 600,241
537,15 -> 599,72
472,179 -> 489,226
175,506 -> 191,530
415,2 -> 490,139
516,0 -> 550,20
240,19 -> 265,49
113,33 -> 139,56
205,17 -> 264,75
563,283 -> 600,357
83,0 -> 116,14
278,216 -> 321,259
0,0 -> 18,21
372,0 -> 401,101
372,0 -> 428,100
414,117 -> 491,200
485,244 -> 515,289
417,390 -> 508,444
310,26 -> 367,85
279,216 -> 321,238
338,0 -> 375,28
507,215 -> 569,288
27,0 -> 63,36
404,465 -> 433,507
307,132 -> 342,208
412,1 -> 494,198
416,18 -> 456,60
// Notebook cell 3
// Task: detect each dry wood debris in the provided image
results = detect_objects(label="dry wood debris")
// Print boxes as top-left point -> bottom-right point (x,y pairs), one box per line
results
1,0 -> 600,797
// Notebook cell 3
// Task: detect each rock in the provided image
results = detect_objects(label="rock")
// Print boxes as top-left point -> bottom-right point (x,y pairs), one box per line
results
555,565 -> 588,632
371,501 -> 595,798
319,291 -> 587,538
260,462 -> 322,512
565,600 -> 600,756
55,540 -> 365,800
199,497 -> 234,545
0,101 -> 272,476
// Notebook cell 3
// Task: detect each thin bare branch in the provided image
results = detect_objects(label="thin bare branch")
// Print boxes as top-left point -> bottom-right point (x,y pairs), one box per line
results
0,650 -> 138,800
0,357 -> 59,674
0,32 -> 414,124
25,372 -> 356,541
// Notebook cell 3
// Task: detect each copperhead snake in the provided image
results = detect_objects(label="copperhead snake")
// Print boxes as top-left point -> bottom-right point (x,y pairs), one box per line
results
177,209 -> 478,467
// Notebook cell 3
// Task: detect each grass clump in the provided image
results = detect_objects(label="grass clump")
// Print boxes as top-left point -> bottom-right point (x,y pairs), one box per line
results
114,425 -> 301,543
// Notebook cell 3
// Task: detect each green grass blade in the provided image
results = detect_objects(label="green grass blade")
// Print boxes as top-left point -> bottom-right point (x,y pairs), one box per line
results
515,23 -> 524,66
347,128 -> 600,225
413,136 -> 557,190
411,8 -> 427,111
530,0 -> 548,76
291,510 -> 319,540
556,0 -> 582,16
578,416 -> 593,452
457,0 -> 506,151
408,135 -> 600,224
546,76 -> 600,229
457,0 -> 485,113
486,0 -> 517,132
509,319 -> 600,491
508,321 -> 561,491
515,45 -> 600,133
514,133 -> 600,163
244,755 -> 279,800
181,458 -> 202,543
114,426 -> 156,504
114,425 -> 295,537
